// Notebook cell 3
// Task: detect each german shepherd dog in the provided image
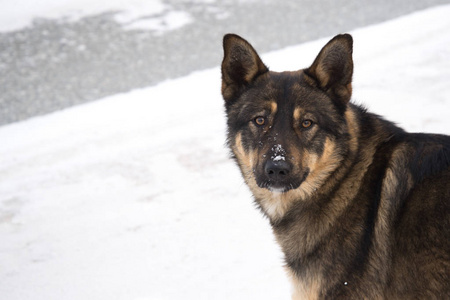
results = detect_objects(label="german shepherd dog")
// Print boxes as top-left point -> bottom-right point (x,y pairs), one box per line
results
221,34 -> 449,299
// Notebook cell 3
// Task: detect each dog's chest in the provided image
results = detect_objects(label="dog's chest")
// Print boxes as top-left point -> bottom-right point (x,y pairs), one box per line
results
286,268 -> 322,300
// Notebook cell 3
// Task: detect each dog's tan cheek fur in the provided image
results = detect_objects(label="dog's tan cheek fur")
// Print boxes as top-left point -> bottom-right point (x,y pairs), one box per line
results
232,132 -> 254,175
236,138 -> 279,215
232,132 -> 265,193
298,138 -> 340,197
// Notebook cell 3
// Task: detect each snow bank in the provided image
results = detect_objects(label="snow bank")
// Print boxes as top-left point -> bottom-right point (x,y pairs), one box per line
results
1,5 -> 449,300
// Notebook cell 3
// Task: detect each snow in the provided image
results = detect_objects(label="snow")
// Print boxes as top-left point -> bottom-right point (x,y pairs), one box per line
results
273,156 -> 286,162
1,4 -> 450,300
0,0 -> 193,33
271,144 -> 286,161
122,10 -> 193,33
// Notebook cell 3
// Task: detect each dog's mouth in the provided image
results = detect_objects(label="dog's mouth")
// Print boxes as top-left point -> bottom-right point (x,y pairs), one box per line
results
257,169 -> 309,193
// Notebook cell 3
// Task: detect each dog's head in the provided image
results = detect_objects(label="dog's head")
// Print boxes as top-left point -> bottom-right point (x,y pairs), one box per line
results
221,34 -> 357,218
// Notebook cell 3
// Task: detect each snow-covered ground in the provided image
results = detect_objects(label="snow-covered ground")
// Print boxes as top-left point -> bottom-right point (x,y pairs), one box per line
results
0,0 -> 193,33
1,5 -> 450,300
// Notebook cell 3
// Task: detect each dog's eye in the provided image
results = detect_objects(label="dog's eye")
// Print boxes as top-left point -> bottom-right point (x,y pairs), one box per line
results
254,116 -> 266,126
301,120 -> 313,129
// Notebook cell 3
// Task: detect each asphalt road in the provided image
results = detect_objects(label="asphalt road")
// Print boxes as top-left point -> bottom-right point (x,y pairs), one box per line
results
1,0 -> 449,125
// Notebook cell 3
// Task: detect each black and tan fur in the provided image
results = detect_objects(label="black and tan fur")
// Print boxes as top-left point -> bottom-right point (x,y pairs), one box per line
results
221,33 -> 450,299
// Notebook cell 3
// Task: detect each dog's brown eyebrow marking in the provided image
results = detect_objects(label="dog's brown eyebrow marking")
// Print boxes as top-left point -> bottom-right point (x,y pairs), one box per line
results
270,101 -> 278,116
249,101 -> 277,118
293,107 -> 303,122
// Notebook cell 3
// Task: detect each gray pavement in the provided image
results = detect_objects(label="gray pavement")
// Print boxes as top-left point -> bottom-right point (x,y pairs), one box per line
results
1,0 -> 449,125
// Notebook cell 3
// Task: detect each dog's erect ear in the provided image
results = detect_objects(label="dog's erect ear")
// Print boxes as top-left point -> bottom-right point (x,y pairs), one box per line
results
305,34 -> 353,107
221,34 -> 268,102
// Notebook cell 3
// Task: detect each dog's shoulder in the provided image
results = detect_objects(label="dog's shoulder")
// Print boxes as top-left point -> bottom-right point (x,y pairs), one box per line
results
404,133 -> 450,181
353,104 -> 450,184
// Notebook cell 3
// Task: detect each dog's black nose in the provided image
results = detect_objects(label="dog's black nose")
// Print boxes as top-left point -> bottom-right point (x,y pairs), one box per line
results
265,160 -> 291,179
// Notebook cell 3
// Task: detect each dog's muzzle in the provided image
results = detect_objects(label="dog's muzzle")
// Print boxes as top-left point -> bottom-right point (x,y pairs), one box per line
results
258,159 -> 304,193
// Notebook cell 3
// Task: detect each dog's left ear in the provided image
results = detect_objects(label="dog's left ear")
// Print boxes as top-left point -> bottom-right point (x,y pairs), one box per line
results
221,34 -> 268,102
305,34 -> 353,107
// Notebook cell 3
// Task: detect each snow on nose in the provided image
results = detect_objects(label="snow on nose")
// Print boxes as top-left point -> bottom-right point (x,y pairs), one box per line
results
271,144 -> 286,162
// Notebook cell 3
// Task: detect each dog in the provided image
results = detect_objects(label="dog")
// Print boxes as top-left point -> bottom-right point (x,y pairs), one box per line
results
221,33 -> 449,299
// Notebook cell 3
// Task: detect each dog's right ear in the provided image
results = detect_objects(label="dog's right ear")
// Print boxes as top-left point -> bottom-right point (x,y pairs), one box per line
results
305,34 -> 353,109
221,34 -> 268,102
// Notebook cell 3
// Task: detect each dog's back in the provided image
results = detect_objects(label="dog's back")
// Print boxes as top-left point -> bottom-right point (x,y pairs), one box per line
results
385,133 -> 450,298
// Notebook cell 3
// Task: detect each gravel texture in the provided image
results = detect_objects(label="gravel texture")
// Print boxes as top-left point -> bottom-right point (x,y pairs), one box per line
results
1,0 -> 449,125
